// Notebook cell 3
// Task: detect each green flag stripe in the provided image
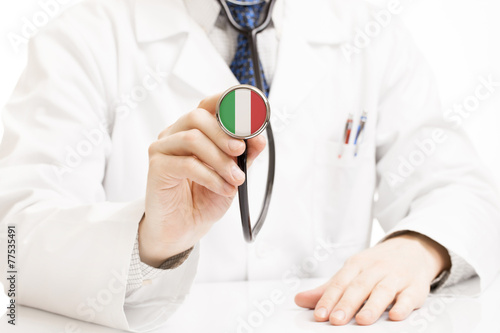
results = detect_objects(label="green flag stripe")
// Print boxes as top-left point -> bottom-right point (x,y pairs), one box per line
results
219,90 -> 235,134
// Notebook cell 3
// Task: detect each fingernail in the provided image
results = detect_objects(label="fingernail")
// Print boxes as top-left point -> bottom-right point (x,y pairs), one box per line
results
229,140 -> 244,152
331,310 -> 345,321
359,309 -> 372,319
231,165 -> 245,181
315,307 -> 328,319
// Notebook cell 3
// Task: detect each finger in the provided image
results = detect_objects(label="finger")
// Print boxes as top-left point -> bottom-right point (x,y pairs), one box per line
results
294,282 -> 329,309
149,154 -> 237,197
389,285 -> 429,321
197,93 -> 223,115
311,265 -> 361,322
355,279 -> 400,325
160,108 -> 246,157
328,272 -> 385,325
246,134 -> 267,168
151,129 -> 245,186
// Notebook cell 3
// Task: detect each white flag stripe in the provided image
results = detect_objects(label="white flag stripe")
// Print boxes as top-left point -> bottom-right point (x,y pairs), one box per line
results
235,89 -> 251,136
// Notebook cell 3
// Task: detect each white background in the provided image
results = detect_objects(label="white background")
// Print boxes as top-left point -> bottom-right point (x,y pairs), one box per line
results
1,0 -> 499,317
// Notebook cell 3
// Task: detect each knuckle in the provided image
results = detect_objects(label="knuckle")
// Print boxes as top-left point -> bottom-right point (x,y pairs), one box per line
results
211,178 -> 222,192
327,280 -> 347,294
398,288 -> 426,308
411,286 -> 430,305
407,282 -> 428,295
414,296 -> 426,308
157,126 -> 171,139
198,97 -> 210,108
374,282 -> 396,296
344,254 -> 361,267
417,283 -> 431,294
205,169 -> 220,190
194,107 -> 207,116
148,141 -> 159,157
184,155 -> 199,171
183,129 -> 202,144
388,275 -> 404,288
348,278 -> 370,292
186,108 -> 204,126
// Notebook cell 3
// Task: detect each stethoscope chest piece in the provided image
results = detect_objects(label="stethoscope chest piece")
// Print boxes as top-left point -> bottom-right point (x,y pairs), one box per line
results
216,85 -> 271,140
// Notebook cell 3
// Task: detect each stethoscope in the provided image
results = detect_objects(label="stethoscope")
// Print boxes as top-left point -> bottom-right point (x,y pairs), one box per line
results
216,0 -> 277,242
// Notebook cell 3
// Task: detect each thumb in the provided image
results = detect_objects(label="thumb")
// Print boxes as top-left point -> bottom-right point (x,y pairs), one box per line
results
198,93 -> 223,115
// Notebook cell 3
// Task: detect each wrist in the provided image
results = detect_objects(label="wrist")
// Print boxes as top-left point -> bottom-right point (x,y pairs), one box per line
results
138,214 -> 192,267
393,231 -> 451,280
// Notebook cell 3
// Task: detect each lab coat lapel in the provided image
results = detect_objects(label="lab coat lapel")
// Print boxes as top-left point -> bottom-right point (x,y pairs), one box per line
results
170,24 -> 239,97
134,0 -> 237,97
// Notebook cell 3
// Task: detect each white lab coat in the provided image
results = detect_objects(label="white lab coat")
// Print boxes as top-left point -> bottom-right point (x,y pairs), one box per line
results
1,0 -> 499,331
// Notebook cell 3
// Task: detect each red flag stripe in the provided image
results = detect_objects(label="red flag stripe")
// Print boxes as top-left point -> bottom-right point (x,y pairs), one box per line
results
251,91 -> 266,134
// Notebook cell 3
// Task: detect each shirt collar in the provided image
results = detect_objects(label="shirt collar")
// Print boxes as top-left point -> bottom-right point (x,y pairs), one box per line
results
184,0 -> 285,37
133,0 -> 348,44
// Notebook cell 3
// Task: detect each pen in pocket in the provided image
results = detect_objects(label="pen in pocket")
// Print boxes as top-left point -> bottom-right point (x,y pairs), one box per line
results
338,113 -> 353,159
353,111 -> 367,157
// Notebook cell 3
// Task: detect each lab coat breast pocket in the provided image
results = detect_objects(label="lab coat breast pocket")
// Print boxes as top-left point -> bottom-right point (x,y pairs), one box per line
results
312,138 -> 376,249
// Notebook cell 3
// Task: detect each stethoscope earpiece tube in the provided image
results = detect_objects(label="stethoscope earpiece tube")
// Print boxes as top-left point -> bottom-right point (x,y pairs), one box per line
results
237,122 -> 276,242
217,0 -> 277,243
237,145 -> 251,242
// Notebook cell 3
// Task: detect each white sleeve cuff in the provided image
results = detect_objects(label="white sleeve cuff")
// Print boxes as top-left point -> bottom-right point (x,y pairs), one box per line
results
126,235 -> 162,294
433,250 -> 476,290
123,242 -> 199,331
126,234 -> 195,295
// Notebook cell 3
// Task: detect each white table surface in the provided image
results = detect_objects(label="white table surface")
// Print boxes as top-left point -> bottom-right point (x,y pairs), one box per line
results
2,276 -> 499,333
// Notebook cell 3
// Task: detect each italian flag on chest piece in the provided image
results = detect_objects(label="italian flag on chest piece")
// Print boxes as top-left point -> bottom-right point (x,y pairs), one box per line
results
218,86 -> 269,138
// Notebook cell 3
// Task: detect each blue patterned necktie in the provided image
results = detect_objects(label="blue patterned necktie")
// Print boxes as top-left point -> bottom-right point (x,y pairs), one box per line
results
226,1 -> 270,96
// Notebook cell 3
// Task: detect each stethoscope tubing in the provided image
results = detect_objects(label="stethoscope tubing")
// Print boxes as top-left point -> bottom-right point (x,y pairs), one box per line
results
217,0 -> 277,242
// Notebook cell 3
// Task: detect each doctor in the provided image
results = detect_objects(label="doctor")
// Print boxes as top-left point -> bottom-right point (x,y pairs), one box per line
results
1,0 -> 499,331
